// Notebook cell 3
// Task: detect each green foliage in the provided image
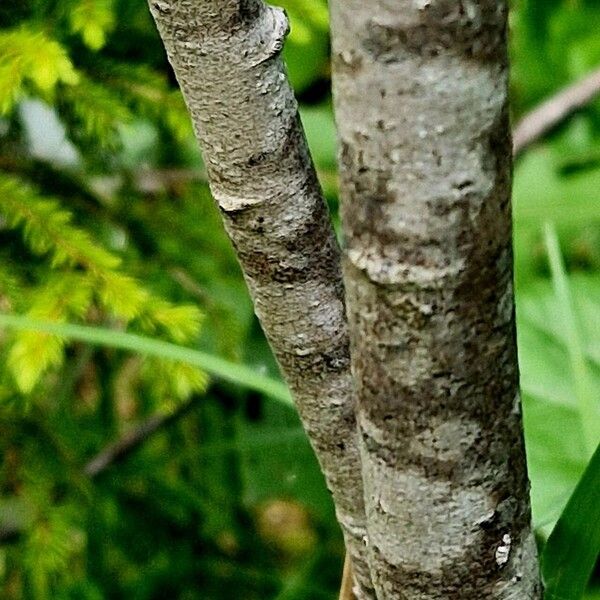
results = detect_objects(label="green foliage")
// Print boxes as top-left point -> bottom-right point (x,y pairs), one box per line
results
0,0 -> 599,599
279,0 -> 330,93
510,5 -> 600,596
0,26 -> 79,114
542,442 -> 600,600
544,223 -> 600,456
7,275 -> 93,393
511,0 -> 600,114
0,174 -> 120,270
0,172 -> 204,395
0,314 -> 291,405
69,0 -> 115,50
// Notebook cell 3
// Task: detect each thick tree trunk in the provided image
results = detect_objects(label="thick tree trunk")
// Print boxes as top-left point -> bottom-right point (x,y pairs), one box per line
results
147,1 -> 374,596
328,1 -> 542,598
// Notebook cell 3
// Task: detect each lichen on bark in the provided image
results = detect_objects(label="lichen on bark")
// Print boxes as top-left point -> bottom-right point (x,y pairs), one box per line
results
147,1 -> 374,596
329,0 -> 542,597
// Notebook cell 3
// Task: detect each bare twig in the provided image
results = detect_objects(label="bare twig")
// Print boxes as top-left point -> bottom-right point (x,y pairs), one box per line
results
513,66 -> 600,156
169,268 -> 212,304
89,168 -> 207,200
133,167 -> 207,194
84,397 -> 198,478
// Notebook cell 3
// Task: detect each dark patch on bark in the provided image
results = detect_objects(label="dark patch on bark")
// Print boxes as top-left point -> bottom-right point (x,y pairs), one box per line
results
360,406 -> 526,488
247,151 -> 269,166
236,242 -> 338,284
222,0 -> 262,31
341,140 -> 504,274
151,1 -> 172,16
332,49 -> 363,74
222,197 -> 339,286
362,1 -> 507,63
278,342 -> 352,380
370,516 -> 535,599
238,0 -> 262,23
349,250 -> 520,420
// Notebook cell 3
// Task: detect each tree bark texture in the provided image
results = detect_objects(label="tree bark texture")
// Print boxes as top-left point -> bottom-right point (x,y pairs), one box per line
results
147,2 -> 374,596
329,1 -> 542,598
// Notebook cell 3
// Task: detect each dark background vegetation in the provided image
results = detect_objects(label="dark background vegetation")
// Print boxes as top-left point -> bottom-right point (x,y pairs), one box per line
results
0,0 -> 599,598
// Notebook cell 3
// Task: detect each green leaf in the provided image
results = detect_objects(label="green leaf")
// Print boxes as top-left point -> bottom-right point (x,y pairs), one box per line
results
521,394 -> 587,539
584,588 -> 600,600
0,313 -> 291,406
279,0 -> 329,93
542,441 -> 600,600
513,151 -> 600,228
6,275 -> 93,392
0,173 -> 121,271
516,274 -> 600,536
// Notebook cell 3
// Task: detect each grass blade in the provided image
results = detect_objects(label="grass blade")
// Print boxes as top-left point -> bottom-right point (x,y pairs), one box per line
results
0,313 -> 292,406
544,222 -> 600,456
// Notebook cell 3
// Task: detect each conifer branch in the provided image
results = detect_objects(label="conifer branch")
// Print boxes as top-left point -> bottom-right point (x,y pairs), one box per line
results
0,395 -> 199,545
0,173 -> 204,393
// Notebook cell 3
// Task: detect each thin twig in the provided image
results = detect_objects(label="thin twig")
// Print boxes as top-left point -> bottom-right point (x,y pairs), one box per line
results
513,66 -> 600,156
84,397 -> 198,478
133,167 -> 207,193
338,553 -> 356,600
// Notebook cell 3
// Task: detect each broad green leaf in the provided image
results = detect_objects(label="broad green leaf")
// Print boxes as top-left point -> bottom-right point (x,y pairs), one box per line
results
513,150 -> 600,228
521,394 -> 587,538
518,307 -> 579,410
584,588 -> 600,600
542,442 -> 600,600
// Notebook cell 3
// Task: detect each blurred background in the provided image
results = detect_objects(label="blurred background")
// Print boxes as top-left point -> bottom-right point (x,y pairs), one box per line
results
0,0 -> 599,598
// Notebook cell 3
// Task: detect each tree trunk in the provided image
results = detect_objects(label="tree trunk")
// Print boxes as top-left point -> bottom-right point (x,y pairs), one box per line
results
328,1 -> 542,598
147,1 -> 374,596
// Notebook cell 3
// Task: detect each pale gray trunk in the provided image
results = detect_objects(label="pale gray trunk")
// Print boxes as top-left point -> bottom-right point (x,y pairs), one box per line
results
147,1 -> 374,596
328,1 -> 542,598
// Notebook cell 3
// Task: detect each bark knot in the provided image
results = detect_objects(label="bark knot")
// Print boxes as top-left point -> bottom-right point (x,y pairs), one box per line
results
151,0 -> 172,15
495,533 -> 511,568
250,6 -> 290,67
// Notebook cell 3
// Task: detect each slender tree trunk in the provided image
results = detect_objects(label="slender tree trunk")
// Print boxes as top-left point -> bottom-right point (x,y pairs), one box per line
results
147,2 -> 374,596
328,1 -> 542,598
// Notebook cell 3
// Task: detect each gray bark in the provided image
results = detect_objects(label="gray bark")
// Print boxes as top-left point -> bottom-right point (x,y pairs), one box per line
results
328,1 -> 542,598
146,1 -> 374,596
